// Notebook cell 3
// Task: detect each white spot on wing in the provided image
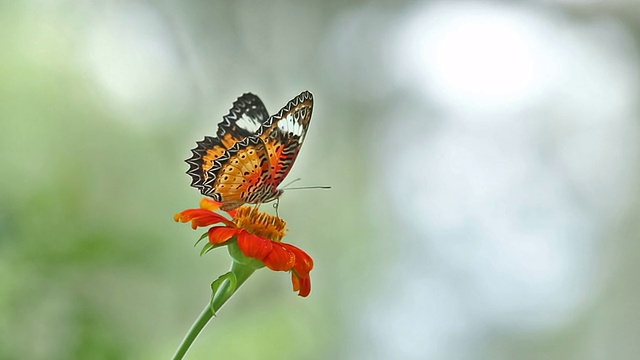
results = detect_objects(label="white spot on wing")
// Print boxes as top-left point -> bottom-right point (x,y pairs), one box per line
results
236,114 -> 262,133
278,112 -> 305,136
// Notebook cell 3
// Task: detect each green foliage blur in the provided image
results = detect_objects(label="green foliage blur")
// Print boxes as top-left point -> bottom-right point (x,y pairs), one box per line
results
0,3 -> 340,359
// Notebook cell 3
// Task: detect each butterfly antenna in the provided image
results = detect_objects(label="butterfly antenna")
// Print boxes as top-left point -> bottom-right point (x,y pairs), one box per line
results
284,186 -> 331,190
282,178 -> 331,191
281,178 -> 302,190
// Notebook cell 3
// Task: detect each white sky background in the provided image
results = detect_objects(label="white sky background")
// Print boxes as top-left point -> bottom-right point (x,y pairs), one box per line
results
359,2 -> 639,359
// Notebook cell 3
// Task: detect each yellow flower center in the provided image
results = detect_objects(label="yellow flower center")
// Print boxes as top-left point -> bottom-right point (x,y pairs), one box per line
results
233,206 -> 287,242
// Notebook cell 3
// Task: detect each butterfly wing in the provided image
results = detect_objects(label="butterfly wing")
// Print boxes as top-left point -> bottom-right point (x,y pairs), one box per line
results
185,136 -> 227,191
259,91 -> 313,186
186,91 -> 313,208
217,93 -> 269,147
202,136 -> 276,209
186,93 -> 269,192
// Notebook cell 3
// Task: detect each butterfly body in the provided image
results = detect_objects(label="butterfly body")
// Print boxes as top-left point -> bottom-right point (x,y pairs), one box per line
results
186,91 -> 313,210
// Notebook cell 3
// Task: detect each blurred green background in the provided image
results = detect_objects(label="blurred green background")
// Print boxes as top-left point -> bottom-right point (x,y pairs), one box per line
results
2,1 -> 640,359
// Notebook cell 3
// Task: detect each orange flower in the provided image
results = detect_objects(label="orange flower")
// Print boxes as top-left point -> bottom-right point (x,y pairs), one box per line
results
174,198 -> 314,297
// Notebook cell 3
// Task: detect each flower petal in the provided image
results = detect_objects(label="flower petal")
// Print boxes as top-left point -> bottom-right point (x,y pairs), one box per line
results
208,227 -> 242,245
199,198 -> 222,211
262,243 -> 296,271
199,198 -> 238,217
292,273 -> 311,297
280,243 -> 314,277
174,209 -> 207,223
237,232 -> 273,261
174,209 -> 234,229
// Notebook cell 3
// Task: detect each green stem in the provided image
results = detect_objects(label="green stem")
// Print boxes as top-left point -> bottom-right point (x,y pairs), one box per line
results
171,304 -> 213,360
171,262 -> 255,360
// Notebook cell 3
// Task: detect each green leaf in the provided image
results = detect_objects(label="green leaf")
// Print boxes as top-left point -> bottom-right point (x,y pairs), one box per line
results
194,231 -> 209,247
199,243 -> 214,256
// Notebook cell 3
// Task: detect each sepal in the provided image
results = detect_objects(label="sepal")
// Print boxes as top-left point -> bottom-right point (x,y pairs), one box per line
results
210,272 -> 237,315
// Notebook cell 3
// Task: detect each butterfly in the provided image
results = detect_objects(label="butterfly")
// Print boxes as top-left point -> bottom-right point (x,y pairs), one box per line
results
185,91 -> 313,210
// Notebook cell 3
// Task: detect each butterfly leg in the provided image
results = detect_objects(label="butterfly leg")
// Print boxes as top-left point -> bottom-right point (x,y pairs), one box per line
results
273,198 -> 281,218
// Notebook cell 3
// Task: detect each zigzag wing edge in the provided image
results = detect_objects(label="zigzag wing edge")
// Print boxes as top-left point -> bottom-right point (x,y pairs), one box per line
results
185,136 -> 224,192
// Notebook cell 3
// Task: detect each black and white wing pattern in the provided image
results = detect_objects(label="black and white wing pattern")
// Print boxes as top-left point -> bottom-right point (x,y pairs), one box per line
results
186,93 -> 269,191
